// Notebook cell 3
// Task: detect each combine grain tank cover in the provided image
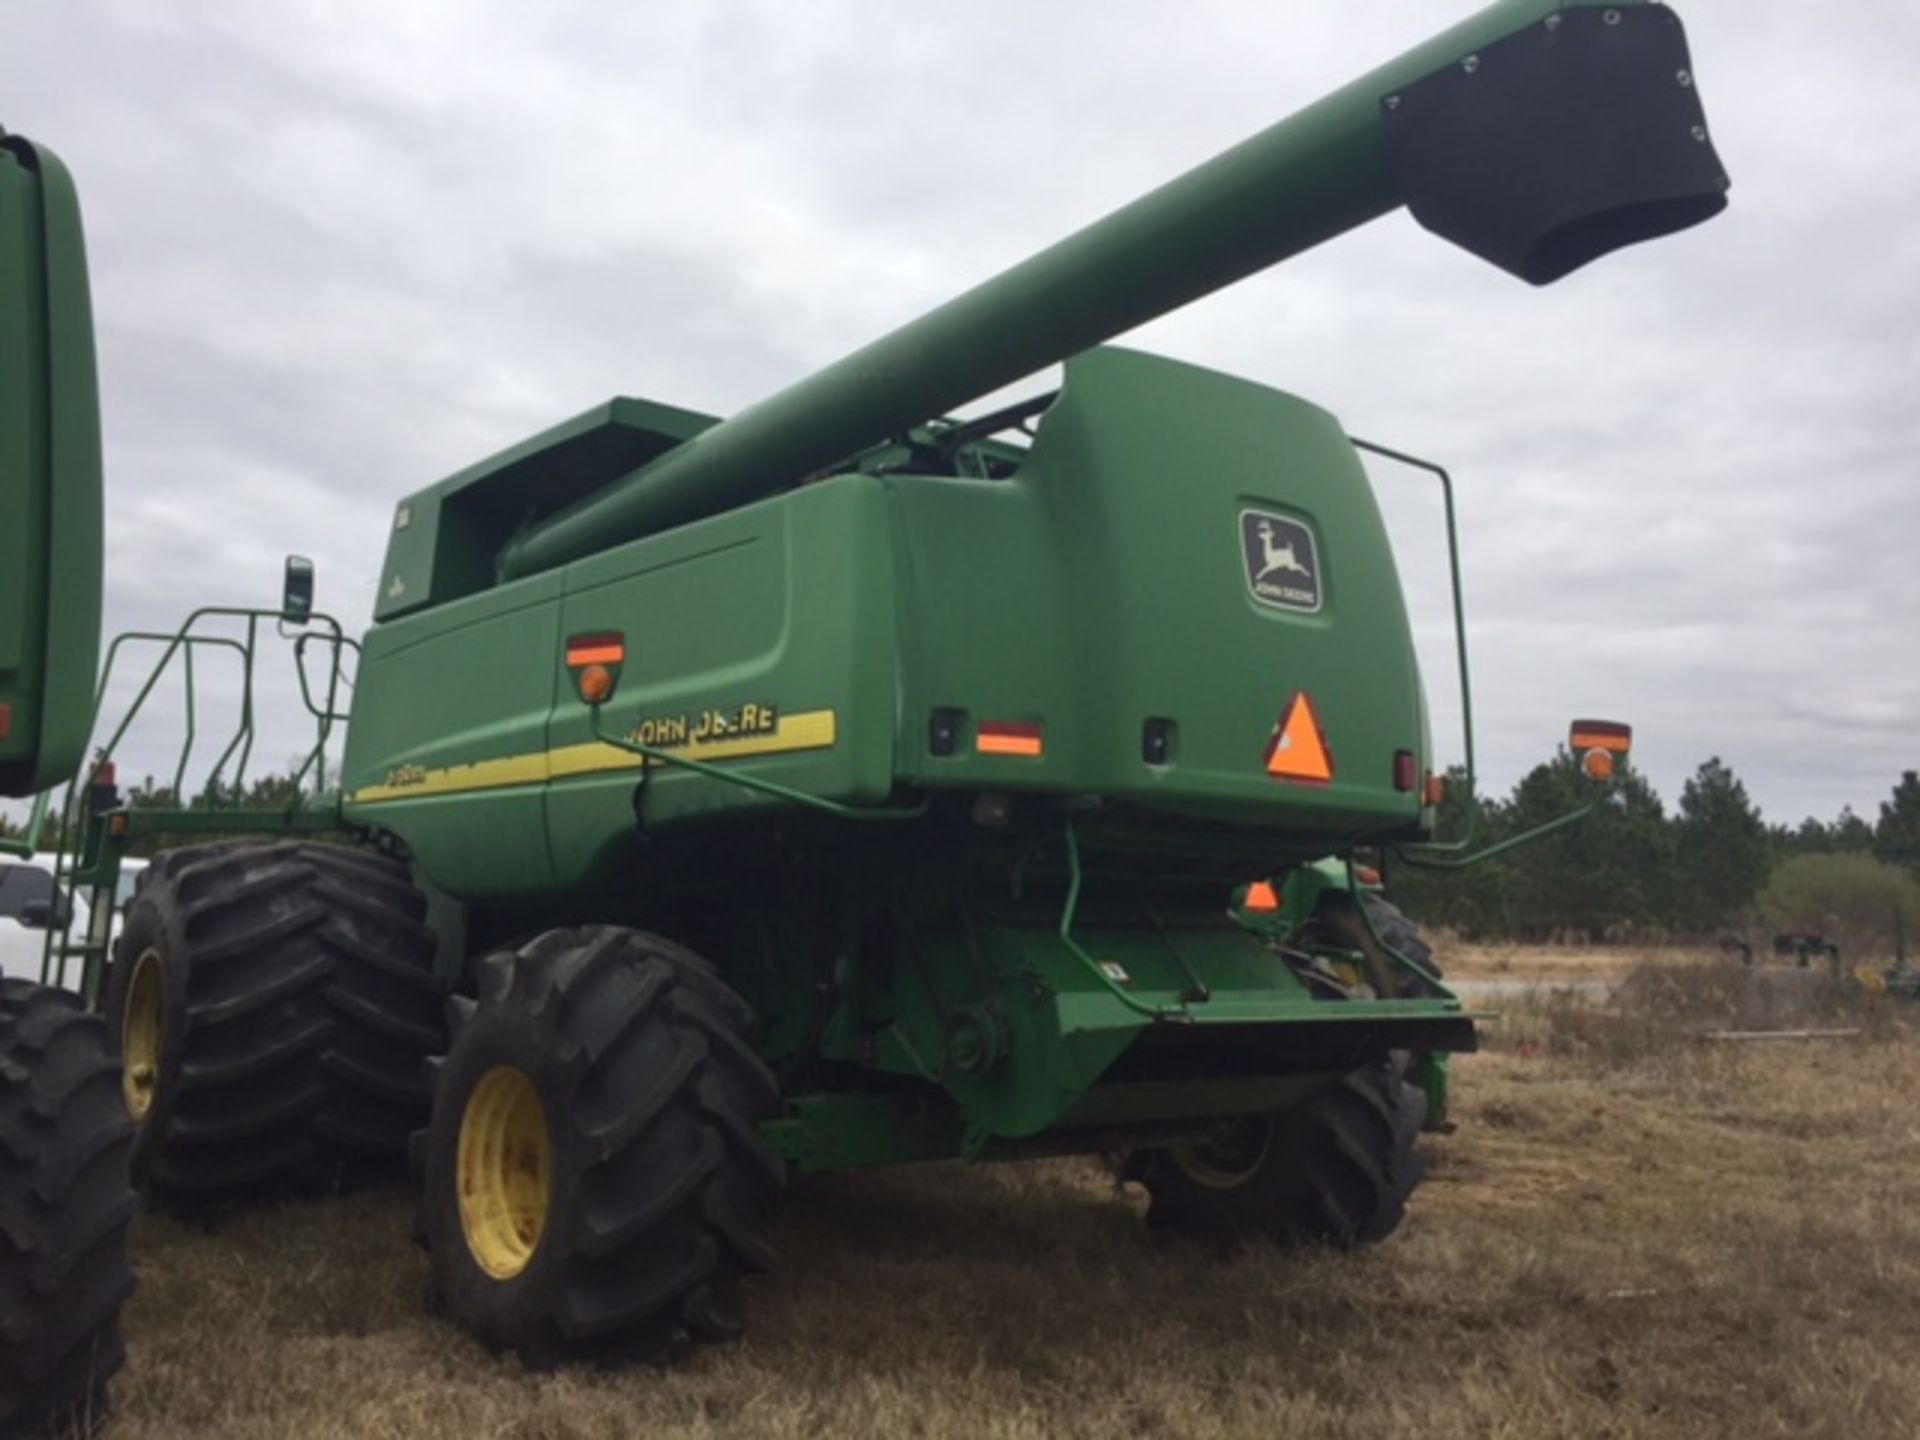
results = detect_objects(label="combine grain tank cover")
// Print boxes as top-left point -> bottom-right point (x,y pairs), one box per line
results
1382,5 -> 1728,285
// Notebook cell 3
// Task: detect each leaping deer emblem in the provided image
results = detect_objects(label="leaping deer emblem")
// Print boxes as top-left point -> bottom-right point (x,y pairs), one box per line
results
1254,520 -> 1311,580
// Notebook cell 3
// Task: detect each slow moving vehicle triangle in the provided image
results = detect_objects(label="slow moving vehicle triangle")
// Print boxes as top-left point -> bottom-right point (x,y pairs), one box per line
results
1264,692 -> 1333,783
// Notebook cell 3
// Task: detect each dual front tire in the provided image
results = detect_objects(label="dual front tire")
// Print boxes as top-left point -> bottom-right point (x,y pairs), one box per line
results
105,841 -> 443,1200
102,848 -> 788,1368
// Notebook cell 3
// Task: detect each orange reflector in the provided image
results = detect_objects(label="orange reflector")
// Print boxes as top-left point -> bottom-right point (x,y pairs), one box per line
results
1245,880 -> 1280,913
1264,692 -> 1333,784
0,702 -> 10,743
578,664 -> 615,704
1582,748 -> 1616,782
1569,719 -> 1632,754
566,632 -> 625,668
1355,865 -> 1382,887
977,721 -> 1044,758
1423,773 -> 1446,808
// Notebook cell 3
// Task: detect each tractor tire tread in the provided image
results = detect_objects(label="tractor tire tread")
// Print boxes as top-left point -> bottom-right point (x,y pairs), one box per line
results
418,926 -> 782,1367
0,980 -> 136,1440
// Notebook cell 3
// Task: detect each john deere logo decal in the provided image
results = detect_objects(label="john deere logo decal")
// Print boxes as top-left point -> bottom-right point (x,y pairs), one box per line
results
1239,508 -> 1321,612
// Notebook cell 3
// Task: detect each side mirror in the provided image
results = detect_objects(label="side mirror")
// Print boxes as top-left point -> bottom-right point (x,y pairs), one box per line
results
19,895 -> 67,930
282,554 -> 315,622
1570,719 -> 1632,782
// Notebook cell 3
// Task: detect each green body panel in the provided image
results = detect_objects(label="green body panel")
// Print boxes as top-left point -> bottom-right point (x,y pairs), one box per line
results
542,477 -> 899,888
0,137 -> 102,797
343,476 -> 900,900
891,349 -> 1423,840
344,574 -> 565,896
344,349 -> 1430,894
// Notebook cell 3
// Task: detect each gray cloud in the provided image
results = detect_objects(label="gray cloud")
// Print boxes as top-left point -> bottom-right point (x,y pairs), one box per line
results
4,0 -> 1914,832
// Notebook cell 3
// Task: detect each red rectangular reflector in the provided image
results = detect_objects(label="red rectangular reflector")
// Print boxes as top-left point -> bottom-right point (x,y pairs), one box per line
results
976,721 -> 1044,758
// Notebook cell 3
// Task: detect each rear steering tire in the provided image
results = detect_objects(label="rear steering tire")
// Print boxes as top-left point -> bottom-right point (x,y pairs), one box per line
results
0,980 -> 137,1440
1313,891 -> 1442,997
417,926 -> 784,1366
1130,1061 -> 1427,1246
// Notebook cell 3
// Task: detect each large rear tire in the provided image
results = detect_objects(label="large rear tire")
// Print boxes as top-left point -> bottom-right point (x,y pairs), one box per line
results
0,980 -> 137,1440
1130,1061 -> 1427,1246
417,927 -> 784,1367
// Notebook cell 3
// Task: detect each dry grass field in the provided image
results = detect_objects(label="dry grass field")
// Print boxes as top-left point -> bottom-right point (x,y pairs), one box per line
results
105,953 -> 1920,1440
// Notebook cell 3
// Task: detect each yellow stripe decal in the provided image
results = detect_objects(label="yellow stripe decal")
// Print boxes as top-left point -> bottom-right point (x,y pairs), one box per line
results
349,709 -> 838,805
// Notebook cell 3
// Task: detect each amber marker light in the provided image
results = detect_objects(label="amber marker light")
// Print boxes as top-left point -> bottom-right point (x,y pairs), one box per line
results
565,632 -> 625,704
976,721 -> 1044,758
578,664 -> 615,704
565,634 -> 625,668
1568,719 -> 1632,754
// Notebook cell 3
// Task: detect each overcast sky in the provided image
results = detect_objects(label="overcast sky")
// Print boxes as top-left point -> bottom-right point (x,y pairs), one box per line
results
5,0 -> 1916,830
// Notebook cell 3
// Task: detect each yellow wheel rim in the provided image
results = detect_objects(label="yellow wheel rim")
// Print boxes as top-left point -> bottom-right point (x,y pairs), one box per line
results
121,947 -> 165,1123
1170,1117 -> 1274,1190
457,1066 -> 552,1280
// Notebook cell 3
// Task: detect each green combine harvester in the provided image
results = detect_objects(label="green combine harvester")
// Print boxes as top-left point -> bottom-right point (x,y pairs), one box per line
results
3,0 -> 1728,1411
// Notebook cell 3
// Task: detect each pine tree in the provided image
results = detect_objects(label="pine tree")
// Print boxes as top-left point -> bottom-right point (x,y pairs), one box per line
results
1832,806 -> 1876,852
1497,750 -> 1673,940
1876,771 -> 1920,871
1672,757 -> 1770,934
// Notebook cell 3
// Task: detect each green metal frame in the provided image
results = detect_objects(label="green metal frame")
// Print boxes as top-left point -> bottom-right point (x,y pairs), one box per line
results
1349,436 -> 1617,873
1350,437 -> 1479,852
37,606 -> 354,998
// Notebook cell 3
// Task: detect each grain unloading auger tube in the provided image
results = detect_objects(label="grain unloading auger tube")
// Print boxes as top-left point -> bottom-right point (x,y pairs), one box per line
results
464,1 -> 1726,593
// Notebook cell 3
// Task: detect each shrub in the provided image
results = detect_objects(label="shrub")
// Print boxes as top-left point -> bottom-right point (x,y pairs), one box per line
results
1756,853 -> 1920,962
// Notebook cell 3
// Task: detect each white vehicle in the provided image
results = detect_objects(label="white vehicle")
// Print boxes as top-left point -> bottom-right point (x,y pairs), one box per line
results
0,856 -> 87,986
0,853 -> 146,988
